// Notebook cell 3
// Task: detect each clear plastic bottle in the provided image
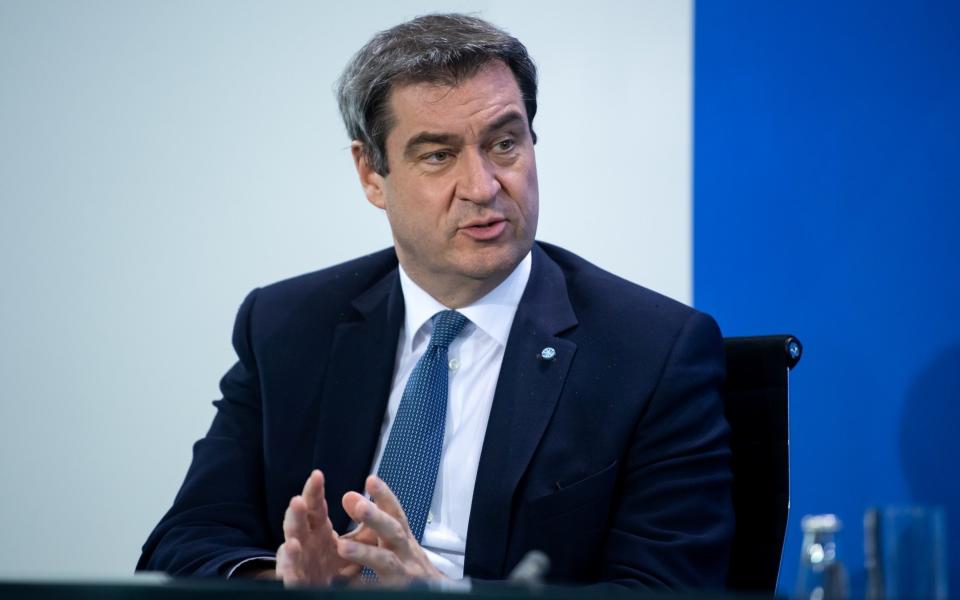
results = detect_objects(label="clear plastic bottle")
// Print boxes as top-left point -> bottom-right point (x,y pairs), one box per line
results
795,514 -> 849,600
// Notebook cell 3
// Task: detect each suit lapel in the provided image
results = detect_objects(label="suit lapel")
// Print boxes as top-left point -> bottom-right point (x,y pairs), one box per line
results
312,268 -> 405,533
464,244 -> 579,578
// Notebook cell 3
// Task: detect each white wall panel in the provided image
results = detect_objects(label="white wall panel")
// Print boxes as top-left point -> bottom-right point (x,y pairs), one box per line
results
0,0 -> 691,577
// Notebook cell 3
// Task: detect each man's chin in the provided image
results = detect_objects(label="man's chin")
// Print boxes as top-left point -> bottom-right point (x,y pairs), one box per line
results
457,247 -> 528,283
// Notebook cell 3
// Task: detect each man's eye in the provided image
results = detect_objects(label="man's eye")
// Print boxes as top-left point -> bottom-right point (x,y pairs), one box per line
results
424,151 -> 451,164
494,139 -> 516,153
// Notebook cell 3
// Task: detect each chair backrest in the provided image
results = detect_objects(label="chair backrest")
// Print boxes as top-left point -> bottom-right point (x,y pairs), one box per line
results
723,334 -> 802,592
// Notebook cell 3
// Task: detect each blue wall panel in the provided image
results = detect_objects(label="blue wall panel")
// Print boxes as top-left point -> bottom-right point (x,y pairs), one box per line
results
694,1 -> 960,593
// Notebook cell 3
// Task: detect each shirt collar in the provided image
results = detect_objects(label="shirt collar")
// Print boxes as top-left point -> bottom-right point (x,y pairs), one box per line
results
398,251 -> 533,352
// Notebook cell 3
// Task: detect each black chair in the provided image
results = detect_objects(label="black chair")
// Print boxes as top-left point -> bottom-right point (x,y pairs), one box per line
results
723,334 -> 803,592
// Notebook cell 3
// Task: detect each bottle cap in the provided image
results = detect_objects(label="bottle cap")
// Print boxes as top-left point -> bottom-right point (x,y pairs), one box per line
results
801,514 -> 842,533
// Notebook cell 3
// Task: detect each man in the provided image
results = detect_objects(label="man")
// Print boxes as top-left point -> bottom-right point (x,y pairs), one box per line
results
137,14 -> 733,589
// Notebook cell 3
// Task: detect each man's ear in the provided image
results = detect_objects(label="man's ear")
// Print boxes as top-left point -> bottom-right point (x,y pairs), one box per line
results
351,141 -> 386,210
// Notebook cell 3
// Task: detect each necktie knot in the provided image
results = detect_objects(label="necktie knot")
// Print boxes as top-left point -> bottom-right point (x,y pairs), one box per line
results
429,310 -> 468,349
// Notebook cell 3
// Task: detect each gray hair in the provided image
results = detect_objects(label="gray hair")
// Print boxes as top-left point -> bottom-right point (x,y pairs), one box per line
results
336,14 -> 538,175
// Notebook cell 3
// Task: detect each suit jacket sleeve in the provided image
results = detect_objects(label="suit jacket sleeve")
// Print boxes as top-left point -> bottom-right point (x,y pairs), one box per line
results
599,310 -> 732,589
137,288 -> 276,576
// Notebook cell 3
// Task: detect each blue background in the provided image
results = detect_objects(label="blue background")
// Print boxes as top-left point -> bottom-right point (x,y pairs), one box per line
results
694,1 -> 960,593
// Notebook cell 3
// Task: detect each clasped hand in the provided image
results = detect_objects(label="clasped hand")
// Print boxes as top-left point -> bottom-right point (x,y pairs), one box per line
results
275,470 -> 446,587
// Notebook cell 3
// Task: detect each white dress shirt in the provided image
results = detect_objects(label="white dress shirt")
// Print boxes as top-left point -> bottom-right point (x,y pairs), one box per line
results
366,252 -> 532,579
228,252 -> 532,580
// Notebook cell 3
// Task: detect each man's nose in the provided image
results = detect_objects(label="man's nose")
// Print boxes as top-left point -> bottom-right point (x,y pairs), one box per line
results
456,148 -> 501,204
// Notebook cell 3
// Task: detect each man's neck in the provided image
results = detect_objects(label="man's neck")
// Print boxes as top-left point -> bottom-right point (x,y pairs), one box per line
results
400,270 -> 508,309
397,252 -> 534,309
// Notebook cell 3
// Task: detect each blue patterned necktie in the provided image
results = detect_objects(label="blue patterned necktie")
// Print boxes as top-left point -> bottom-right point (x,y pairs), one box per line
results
376,309 -> 468,542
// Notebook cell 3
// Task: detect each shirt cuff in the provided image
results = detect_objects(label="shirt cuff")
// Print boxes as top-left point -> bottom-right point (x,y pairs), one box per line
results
226,555 -> 277,579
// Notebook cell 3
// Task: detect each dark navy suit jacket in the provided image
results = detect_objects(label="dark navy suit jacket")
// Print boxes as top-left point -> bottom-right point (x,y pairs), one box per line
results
137,242 -> 734,588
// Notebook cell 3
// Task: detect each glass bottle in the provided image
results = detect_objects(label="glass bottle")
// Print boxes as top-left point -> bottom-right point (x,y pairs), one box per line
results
795,514 -> 849,600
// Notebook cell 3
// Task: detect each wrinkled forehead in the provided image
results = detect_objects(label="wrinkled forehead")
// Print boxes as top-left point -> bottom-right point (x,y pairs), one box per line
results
384,61 -> 526,138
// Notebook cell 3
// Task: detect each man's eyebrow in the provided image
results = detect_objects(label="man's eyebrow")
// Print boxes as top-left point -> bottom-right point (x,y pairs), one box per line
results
404,132 -> 464,159
480,111 -> 526,138
403,111 -> 528,159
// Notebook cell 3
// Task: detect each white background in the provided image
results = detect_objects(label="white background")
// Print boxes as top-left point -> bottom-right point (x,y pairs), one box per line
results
0,0 -> 691,578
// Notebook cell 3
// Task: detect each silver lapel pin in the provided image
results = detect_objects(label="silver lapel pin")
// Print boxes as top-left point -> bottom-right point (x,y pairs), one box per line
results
539,346 -> 557,361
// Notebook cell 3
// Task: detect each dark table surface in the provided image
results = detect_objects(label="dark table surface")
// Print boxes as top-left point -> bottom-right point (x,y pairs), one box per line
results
0,578 -> 765,600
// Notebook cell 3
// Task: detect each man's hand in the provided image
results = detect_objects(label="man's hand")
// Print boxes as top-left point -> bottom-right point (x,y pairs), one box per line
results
337,475 -> 446,586
276,470 -> 371,586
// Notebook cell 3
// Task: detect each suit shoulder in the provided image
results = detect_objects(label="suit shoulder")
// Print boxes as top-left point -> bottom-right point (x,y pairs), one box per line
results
537,242 -> 724,388
239,247 -> 397,330
538,241 -> 702,326
255,247 -> 397,303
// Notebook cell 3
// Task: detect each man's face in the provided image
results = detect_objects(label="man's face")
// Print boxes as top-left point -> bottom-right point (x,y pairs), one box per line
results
356,60 -> 539,302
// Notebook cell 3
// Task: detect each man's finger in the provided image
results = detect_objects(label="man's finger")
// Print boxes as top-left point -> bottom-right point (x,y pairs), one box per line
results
342,493 -> 413,561
283,496 -> 310,542
337,539 -> 405,585
276,541 -> 290,578
276,542 -> 288,579
278,538 -> 306,585
301,470 -> 328,529
341,491 -> 365,525
365,476 -> 411,531
340,522 -> 377,547
338,561 -> 363,580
